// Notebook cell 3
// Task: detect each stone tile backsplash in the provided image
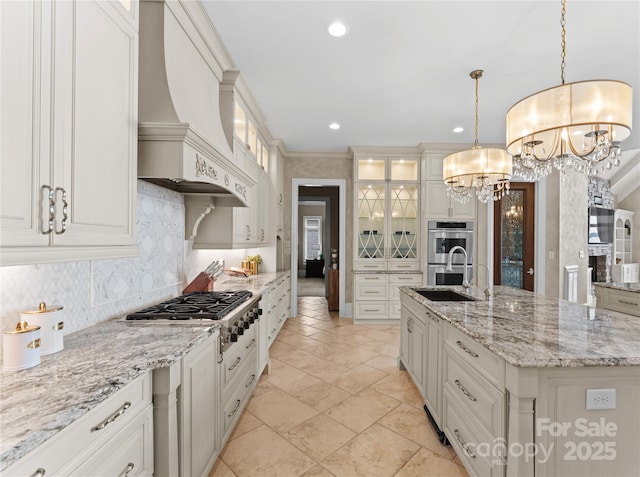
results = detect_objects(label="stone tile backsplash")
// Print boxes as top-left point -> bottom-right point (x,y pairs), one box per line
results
0,181 -> 185,345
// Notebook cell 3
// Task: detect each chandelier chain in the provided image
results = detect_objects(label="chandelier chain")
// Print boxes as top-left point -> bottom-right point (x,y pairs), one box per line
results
474,73 -> 479,147
560,0 -> 566,85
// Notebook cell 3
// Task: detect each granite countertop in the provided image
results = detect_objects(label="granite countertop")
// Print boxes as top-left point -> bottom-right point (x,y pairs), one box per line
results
400,285 -> 640,368
594,282 -> 640,293
0,270 -> 290,470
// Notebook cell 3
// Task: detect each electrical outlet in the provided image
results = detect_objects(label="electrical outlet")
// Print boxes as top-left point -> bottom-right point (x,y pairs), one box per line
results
586,388 -> 616,410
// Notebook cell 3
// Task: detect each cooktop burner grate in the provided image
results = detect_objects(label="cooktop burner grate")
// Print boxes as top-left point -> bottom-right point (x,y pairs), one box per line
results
125,290 -> 253,320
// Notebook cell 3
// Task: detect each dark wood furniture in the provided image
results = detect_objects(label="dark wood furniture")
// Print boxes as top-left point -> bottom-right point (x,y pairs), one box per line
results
305,259 -> 324,278
328,269 -> 339,311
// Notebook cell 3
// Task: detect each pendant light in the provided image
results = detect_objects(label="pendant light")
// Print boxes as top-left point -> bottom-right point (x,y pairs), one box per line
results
443,70 -> 512,203
506,0 -> 633,178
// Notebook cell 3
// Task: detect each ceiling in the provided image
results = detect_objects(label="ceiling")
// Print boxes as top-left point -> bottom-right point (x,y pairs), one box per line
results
201,0 -> 640,162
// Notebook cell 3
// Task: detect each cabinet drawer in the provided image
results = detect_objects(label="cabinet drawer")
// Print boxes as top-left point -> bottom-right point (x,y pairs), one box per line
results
445,325 -> 504,389
355,283 -> 389,300
355,301 -> 389,320
5,373 -> 152,476
355,273 -> 388,283
389,274 -> 422,300
354,261 -> 387,271
222,368 -> 257,438
70,404 -> 154,477
388,261 -> 420,272
444,389 -> 502,477
223,327 -> 257,387
605,290 -> 640,316
443,348 -> 504,438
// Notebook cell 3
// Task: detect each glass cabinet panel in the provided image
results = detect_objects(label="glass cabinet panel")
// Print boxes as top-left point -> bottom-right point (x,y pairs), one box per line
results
234,102 -> 247,143
357,159 -> 386,181
390,159 -> 418,181
357,185 -> 385,259
389,184 -> 418,259
248,121 -> 257,154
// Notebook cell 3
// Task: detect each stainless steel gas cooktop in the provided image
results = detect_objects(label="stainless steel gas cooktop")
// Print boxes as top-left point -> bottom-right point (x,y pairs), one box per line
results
125,290 -> 253,321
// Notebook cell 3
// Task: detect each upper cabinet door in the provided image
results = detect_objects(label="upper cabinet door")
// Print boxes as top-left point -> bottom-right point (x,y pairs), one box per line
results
53,0 -> 138,247
0,0 -> 139,265
0,0 -> 50,247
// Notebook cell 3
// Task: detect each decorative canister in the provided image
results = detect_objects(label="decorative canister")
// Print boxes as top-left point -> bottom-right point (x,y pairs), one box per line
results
3,321 -> 41,370
20,302 -> 64,355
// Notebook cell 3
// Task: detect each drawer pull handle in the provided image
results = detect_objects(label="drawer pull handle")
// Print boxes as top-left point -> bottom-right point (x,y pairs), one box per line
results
427,313 -> 439,323
91,401 -> 131,432
618,300 -> 637,306
364,291 -> 380,294
52,321 -> 64,331
119,463 -> 135,477
454,429 -> 476,459
455,379 -> 477,402
246,374 -> 256,388
228,399 -> 241,418
456,340 -> 479,358
364,309 -> 379,312
30,469 -> 46,477
246,338 -> 256,350
228,356 -> 242,371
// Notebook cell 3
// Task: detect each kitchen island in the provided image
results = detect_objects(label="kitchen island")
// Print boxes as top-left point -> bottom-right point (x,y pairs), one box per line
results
0,271 -> 290,475
399,285 -> 640,477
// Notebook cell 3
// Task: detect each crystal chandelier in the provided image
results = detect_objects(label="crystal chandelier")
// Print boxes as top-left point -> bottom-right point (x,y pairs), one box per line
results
443,70 -> 512,203
506,0 -> 633,178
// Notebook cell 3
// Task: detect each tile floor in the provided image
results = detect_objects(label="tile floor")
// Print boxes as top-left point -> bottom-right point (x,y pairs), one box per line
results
209,297 -> 469,477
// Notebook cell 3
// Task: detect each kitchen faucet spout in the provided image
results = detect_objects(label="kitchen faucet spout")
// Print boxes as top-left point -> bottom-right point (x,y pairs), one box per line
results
446,245 -> 470,290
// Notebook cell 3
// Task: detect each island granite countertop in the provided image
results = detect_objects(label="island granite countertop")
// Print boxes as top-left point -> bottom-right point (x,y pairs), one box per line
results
400,285 -> 640,368
0,270 -> 291,471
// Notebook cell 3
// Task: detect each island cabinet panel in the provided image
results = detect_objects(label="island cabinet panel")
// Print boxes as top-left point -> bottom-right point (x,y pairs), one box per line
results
5,372 -> 153,477
533,368 -> 640,477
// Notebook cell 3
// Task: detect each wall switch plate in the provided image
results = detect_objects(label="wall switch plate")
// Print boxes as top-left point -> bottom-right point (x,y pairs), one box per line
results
548,251 -> 555,260
579,250 -> 585,259
586,388 -> 616,410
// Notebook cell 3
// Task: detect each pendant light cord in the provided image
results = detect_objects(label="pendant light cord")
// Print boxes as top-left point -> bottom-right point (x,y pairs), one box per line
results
560,0 -> 566,85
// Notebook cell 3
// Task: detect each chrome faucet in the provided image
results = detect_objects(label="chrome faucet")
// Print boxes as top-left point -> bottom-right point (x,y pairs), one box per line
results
476,263 -> 492,299
446,245 -> 470,290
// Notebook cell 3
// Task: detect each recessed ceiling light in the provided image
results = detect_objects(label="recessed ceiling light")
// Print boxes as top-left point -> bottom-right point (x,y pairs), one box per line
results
329,122 -> 340,130
453,127 -> 464,133
328,21 -> 348,37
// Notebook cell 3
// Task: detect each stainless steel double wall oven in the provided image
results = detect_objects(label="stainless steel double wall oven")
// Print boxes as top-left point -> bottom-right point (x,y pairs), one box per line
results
427,220 -> 474,286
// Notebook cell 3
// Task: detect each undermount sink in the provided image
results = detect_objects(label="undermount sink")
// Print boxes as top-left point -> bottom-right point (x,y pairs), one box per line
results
414,289 -> 476,302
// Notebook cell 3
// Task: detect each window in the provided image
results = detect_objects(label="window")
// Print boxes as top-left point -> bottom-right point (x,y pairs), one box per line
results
304,216 -> 322,260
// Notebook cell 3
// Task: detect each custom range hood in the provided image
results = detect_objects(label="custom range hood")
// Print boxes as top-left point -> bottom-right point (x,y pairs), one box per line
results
138,0 -> 251,208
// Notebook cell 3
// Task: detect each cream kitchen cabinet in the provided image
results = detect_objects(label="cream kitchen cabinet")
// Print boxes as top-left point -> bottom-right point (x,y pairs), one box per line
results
356,272 -> 422,323
261,272 -> 291,349
352,149 -> 421,271
613,209 -> 634,265
399,303 -> 426,397
400,291 -> 443,431
4,372 -> 153,477
0,0 -> 138,266
422,152 -> 476,219
153,331 -> 220,477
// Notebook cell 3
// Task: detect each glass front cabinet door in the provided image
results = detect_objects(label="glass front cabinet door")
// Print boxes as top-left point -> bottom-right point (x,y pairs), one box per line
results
354,153 -> 420,271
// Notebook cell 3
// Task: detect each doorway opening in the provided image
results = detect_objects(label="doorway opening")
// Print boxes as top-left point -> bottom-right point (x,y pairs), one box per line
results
494,182 -> 535,291
291,179 -> 346,317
